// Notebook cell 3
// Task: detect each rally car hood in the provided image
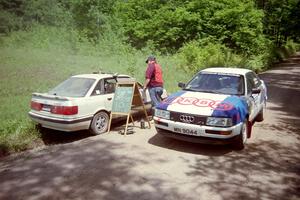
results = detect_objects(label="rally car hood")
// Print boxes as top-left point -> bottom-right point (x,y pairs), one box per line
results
156,90 -> 248,123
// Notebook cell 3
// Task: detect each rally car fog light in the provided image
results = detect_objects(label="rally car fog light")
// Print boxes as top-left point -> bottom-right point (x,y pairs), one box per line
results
154,120 -> 169,127
155,109 -> 170,120
205,130 -> 232,135
206,117 -> 232,127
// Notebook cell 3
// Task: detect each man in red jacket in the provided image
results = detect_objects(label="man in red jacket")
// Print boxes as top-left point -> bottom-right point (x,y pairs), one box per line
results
143,55 -> 164,108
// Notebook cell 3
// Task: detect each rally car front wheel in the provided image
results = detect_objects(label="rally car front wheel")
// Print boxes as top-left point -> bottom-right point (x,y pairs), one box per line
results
233,120 -> 249,150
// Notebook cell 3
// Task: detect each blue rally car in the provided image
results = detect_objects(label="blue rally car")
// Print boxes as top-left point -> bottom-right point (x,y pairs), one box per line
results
154,67 -> 267,150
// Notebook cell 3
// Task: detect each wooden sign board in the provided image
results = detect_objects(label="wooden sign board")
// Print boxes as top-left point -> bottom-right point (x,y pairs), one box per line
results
108,81 -> 150,135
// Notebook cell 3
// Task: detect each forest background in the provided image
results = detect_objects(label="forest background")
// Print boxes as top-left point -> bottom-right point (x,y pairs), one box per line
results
0,0 -> 299,154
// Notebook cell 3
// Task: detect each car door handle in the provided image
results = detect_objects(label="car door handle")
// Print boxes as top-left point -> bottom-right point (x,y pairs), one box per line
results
107,97 -> 112,101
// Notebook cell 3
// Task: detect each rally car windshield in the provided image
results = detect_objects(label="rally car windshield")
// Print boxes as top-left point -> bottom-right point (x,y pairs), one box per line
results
184,73 -> 245,95
48,77 -> 96,97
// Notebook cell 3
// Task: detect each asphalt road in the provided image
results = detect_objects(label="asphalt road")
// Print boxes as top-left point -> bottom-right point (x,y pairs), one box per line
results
0,55 -> 299,200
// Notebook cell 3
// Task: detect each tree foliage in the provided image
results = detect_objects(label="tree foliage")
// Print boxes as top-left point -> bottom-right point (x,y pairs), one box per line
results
116,0 -> 267,54
22,0 -> 71,27
65,0 -> 117,40
0,0 -> 299,67
257,0 -> 300,46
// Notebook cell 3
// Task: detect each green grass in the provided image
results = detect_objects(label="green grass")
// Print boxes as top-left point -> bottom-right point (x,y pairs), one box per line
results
0,45 -> 189,155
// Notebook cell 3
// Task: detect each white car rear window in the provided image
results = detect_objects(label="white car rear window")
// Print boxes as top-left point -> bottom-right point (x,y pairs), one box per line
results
48,77 -> 96,97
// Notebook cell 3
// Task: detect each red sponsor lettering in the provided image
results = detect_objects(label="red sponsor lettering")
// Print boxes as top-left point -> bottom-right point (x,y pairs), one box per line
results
193,99 -> 214,107
175,97 -> 198,105
168,97 -> 233,111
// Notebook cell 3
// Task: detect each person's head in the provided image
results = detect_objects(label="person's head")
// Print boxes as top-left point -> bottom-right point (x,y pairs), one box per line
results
145,55 -> 156,64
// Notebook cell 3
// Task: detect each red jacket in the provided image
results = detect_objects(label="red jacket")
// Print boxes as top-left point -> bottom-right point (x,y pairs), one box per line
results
145,63 -> 163,87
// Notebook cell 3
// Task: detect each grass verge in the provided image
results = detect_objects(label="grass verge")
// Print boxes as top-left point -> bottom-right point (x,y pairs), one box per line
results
0,46 -> 188,156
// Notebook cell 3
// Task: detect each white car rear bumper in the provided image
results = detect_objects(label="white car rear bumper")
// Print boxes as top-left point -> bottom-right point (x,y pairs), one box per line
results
28,111 -> 92,132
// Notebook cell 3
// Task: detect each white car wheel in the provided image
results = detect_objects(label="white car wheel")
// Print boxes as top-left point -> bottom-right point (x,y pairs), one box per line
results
90,111 -> 109,135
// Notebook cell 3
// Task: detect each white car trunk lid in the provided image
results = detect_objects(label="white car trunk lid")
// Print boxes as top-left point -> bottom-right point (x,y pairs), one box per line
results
31,93 -> 77,117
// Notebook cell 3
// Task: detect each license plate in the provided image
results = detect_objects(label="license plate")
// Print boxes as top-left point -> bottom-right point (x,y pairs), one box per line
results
174,127 -> 200,136
42,105 -> 51,112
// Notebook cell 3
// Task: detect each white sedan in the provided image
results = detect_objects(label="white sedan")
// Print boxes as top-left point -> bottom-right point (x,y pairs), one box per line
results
154,67 -> 267,150
29,73 -> 153,135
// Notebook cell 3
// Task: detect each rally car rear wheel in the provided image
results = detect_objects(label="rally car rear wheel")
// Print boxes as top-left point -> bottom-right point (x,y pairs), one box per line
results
233,120 -> 248,150
90,111 -> 109,135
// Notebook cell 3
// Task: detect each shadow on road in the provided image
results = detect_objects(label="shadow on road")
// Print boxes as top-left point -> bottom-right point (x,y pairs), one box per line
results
0,139 -> 188,200
148,133 -> 233,156
259,53 -> 300,135
39,128 -> 91,145
39,113 -> 149,145
186,140 -> 300,200
1,131 -> 299,200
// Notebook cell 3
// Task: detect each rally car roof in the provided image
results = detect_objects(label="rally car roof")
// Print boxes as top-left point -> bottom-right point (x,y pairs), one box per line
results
201,67 -> 252,76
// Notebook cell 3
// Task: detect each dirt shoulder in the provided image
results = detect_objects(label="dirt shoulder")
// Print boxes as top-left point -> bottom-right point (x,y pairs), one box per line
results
0,55 -> 299,200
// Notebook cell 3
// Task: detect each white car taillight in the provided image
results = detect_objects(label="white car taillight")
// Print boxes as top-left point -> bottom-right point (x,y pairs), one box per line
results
51,106 -> 78,115
31,101 -> 42,111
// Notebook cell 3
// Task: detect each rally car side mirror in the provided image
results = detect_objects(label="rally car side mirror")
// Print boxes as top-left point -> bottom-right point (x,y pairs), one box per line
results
178,82 -> 186,88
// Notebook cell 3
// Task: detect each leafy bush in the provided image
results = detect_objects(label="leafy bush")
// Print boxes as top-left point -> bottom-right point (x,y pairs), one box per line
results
0,10 -> 23,34
0,24 -> 134,57
177,41 -> 247,73
271,39 -> 299,62
285,39 -> 298,55
244,55 -> 266,72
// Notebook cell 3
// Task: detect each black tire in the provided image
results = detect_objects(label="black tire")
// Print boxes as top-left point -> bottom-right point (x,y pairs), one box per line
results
89,111 -> 109,135
232,120 -> 248,150
155,127 -> 163,134
35,123 -> 47,133
35,123 -> 43,131
255,108 -> 264,122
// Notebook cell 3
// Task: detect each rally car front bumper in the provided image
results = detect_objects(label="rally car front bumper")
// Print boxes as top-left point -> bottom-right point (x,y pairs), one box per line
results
154,116 -> 243,145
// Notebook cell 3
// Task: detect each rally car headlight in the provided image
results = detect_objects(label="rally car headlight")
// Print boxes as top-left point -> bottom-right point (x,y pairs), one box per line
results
206,117 -> 233,127
155,109 -> 170,120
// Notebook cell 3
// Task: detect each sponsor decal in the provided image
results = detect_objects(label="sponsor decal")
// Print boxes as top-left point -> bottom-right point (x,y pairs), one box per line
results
177,97 -> 199,105
192,99 -> 214,107
162,96 -> 234,111
210,100 -> 234,110
156,90 -> 248,126
212,96 -> 248,124
156,91 -> 186,110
